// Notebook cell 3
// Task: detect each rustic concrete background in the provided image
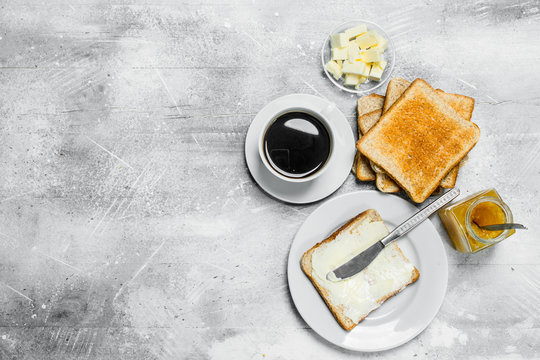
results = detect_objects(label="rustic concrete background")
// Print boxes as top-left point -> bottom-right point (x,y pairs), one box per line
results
1,0 -> 539,359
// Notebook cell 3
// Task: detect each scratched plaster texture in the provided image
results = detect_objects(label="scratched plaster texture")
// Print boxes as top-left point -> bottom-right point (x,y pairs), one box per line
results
0,0 -> 539,359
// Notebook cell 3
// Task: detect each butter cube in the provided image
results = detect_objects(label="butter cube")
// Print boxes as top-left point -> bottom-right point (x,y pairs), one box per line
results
342,61 -> 367,76
355,33 -> 378,49
368,66 -> 383,81
376,60 -> 388,70
366,30 -> 388,51
347,42 -> 361,62
331,46 -> 348,60
370,42 -> 388,52
344,24 -> 368,39
354,77 -> 367,89
325,60 -> 343,80
353,59 -> 371,76
360,49 -> 382,63
344,73 -> 364,86
330,33 -> 349,48
368,60 -> 387,81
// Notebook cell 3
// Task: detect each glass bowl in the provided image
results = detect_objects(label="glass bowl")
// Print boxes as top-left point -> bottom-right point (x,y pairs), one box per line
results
321,20 -> 395,95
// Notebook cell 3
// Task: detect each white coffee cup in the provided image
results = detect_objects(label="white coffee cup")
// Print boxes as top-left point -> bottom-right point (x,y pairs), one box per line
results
258,102 -> 338,183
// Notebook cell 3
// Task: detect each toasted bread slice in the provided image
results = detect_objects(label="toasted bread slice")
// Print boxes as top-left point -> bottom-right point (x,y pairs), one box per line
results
358,111 -> 389,175
357,94 -> 385,115
351,151 -> 375,182
380,80 -> 476,190
300,209 -> 419,331
357,153 -> 376,181
376,173 -> 400,193
354,95 -> 384,181
435,89 -> 475,188
383,77 -> 411,113
351,151 -> 359,175
358,110 -> 400,192
436,89 -> 475,121
358,79 -> 480,203
358,111 -> 386,175
358,110 -> 382,135
366,79 -> 412,191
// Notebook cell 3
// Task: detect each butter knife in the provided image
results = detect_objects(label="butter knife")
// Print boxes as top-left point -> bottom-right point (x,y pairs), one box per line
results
327,188 -> 460,281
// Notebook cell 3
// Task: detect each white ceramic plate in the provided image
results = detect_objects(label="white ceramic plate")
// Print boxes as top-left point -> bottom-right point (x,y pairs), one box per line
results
321,20 -> 395,94
287,191 -> 448,351
245,94 -> 356,204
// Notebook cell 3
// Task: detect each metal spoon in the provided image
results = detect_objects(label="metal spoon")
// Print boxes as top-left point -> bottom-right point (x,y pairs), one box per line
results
474,223 -> 527,231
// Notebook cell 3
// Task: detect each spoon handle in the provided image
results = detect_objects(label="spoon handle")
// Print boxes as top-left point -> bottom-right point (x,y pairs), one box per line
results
479,223 -> 527,231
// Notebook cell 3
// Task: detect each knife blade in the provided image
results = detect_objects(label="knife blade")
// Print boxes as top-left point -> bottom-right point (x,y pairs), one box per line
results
326,188 -> 460,281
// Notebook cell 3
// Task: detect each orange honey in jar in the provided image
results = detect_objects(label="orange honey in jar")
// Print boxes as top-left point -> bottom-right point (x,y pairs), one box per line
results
438,189 -> 515,253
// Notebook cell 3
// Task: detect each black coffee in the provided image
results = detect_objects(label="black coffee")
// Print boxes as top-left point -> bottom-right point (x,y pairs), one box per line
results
263,112 -> 331,178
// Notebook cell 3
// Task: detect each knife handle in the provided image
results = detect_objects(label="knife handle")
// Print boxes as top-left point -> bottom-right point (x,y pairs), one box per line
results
381,188 -> 460,247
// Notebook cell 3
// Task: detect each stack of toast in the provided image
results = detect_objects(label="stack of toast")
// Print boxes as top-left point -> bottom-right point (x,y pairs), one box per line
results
353,78 -> 480,203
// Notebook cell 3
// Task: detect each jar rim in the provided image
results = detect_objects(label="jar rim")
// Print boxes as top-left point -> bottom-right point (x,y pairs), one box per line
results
465,196 -> 513,244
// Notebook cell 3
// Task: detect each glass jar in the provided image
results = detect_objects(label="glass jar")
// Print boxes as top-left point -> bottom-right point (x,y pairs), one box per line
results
438,189 -> 515,253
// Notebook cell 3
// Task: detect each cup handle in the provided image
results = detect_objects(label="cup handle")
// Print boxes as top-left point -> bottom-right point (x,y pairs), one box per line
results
319,102 -> 336,119
319,102 -> 343,143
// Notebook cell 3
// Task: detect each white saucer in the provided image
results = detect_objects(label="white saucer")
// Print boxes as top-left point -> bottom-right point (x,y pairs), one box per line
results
287,191 -> 448,351
245,94 -> 356,204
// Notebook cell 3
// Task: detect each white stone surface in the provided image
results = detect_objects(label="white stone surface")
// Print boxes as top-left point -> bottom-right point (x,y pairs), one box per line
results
0,0 -> 539,359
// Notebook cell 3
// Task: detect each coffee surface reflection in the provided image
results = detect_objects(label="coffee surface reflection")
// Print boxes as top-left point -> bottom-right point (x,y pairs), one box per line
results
264,112 -> 331,178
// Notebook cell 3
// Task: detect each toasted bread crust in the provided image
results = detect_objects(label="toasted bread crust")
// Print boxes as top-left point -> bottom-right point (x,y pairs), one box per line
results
300,210 -> 419,331
359,78 -> 480,203
355,95 -> 385,182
